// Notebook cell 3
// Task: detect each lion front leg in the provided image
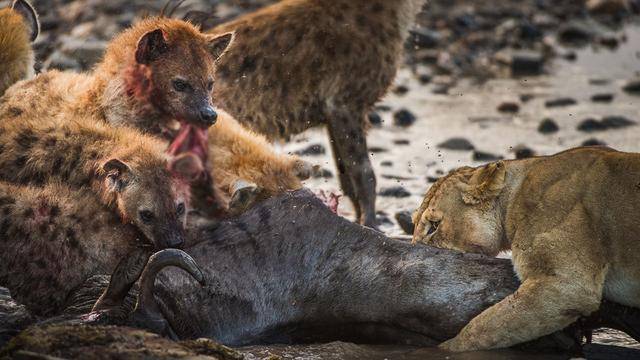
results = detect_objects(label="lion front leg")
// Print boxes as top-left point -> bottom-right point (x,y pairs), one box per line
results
440,275 -> 603,352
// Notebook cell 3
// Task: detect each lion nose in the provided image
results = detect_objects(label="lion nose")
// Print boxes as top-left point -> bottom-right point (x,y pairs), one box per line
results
199,106 -> 217,125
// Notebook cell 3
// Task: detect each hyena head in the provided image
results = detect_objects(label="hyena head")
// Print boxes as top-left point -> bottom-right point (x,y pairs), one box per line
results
100,157 -> 194,249
126,19 -> 234,129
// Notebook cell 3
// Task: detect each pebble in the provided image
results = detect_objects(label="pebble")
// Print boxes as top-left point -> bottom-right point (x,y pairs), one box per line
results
578,116 -> 636,132
294,144 -> 325,156
473,151 -> 503,162
538,118 -> 560,134
601,115 -> 636,129
368,112 -> 383,127
369,147 -> 388,154
393,85 -> 410,96
379,186 -> 411,198
497,102 -> 520,114
427,176 -> 439,183
557,21 -> 594,45
582,138 -> 607,146
578,118 -> 608,132
393,139 -> 410,145
438,137 -> 475,151
393,109 -> 417,127
511,50 -> 545,76
591,93 -> 614,102
395,211 -> 415,235
512,145 -> 536,159
622,79 -> 640,94
380,161 -> 393,167
545,97 -> 577,108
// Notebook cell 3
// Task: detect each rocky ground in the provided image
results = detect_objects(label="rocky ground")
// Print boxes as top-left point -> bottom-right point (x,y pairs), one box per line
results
1,0 -> 639,358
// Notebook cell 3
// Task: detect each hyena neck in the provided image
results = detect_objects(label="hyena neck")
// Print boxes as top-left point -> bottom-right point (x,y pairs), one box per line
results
91,63 -> 168,136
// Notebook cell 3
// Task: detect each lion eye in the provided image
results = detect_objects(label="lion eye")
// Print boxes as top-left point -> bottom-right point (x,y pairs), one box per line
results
139,210 -> 155,224
427,220 -> 440,235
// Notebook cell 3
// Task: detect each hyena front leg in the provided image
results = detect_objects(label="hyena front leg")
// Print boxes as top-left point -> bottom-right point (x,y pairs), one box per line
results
327,110 -> 377,228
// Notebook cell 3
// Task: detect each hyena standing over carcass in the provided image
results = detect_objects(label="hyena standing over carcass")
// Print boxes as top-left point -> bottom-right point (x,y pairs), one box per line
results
208,0 -> 429,227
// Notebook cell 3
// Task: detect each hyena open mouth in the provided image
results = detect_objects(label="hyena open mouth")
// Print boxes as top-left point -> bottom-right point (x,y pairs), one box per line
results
166,122 -> 209,178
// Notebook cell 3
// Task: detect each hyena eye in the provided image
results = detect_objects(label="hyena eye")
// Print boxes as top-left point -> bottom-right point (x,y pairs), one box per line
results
176,203 -> 185,216
206,81 -> 214,92
139,210 -> 155,224
172,79 -> 191,92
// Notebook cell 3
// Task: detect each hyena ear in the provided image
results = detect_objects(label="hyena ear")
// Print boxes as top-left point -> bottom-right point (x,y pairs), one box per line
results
462,161 -> 506,205
135,29 -> 169,65
169,153 -> 204,181
12,0 -> 39,42
103,159 -> 132,192
207,32 -> 234,60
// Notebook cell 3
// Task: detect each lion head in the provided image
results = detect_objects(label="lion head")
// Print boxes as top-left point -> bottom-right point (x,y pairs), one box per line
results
412,161 -> 508,257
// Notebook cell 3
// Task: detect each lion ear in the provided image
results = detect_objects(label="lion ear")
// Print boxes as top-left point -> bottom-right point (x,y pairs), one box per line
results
462,161 -> 506,204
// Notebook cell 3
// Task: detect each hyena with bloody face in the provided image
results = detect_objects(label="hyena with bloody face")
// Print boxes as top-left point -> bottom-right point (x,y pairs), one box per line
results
0,181 -> 161,316
208,0 -> 429,227
0,112 -> 193,250
0,0 -> 39,97
0,16 -> 309,216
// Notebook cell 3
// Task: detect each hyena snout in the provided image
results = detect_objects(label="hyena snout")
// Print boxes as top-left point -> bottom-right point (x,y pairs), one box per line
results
155,227 -> 185,249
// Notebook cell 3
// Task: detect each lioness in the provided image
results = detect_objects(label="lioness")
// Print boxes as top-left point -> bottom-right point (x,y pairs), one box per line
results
412,146 -> 640,351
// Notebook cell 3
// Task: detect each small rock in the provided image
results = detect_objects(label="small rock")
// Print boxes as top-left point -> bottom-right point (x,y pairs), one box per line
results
538,118 -> 560,134
368,112 -> 383,127
591,93 -> 614,102
418,73 -> 432,85
393,85 -> 409,95
312,167 -> 333,179
380,161 -> 393,167
393,109 -> 417,127
601,115 -> 636,129
557,21 -> 594,45
511,51 -> 545,76
395,211 -> 415,235
520,94 -> 535,102
438,137 -> 475,151
577,118 -> 608,132
375,105 -> 392,112
512,145 -> 536,159
545,97 -> 577,108
590,78 -> 610,85
427,176 -> 439,183
294,144 -> 325,156
393,139 -> 410,145
369,146 -> 388,154
563,51 -> 578,61
623,79 -> 640,94
473,151 -> 503,162
582,138 -> 607,146
497,102 -> 520,114
379,186 -> 411,198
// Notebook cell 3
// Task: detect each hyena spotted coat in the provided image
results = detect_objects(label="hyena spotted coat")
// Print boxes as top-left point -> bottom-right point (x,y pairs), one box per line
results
0,182 -> 149,316
0,110 -> 192,250
0,16 -> 308,216
208,0 -> 429,227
